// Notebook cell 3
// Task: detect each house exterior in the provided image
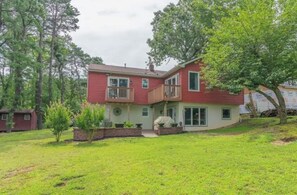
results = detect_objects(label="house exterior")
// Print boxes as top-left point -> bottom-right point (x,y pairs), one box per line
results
87,59 -> 244,131
0,109 -> 37,132
241,85 -> 297,113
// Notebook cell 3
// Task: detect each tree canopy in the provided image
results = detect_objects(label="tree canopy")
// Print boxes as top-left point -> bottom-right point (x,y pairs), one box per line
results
0,0 -> 103,129
147,0 -> 239,65
203,0 -> 297,123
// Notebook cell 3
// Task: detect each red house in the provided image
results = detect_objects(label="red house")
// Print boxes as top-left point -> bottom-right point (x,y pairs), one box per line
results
0,109 -> 37,132
88,58 -> 244,131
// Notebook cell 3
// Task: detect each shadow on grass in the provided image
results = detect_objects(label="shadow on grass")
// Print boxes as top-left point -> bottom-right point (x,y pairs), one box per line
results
74,142 -> 109,148
41,140 -> 73,147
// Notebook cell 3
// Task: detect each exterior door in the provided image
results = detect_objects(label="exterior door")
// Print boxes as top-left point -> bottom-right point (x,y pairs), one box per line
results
167,107 -> 176,122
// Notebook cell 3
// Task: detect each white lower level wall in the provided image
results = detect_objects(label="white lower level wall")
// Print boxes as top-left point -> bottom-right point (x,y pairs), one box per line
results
104,103 -> 240,131
176,103 -> 240,131
105,104 -> 153,130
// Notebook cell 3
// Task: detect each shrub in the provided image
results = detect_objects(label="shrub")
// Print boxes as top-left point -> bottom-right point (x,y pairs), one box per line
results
75,103 -> 105,143
124,121 -> 134,128
45,102 -> 72,142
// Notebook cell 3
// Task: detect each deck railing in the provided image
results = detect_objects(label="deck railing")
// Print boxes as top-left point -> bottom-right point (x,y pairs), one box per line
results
148,84 -> 181,104
105,86 -> 134,103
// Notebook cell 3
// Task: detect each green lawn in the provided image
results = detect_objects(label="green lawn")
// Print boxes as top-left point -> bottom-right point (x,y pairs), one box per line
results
1,117 -> 297,194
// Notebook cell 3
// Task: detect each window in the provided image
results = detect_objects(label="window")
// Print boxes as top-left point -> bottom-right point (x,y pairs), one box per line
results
1,114 -> 8,120
188,71 -> 200,91
222,108 -> 231,120
165,74 -> 180,98
108,77 -> 129,98
24,114 -> 31,121
184,107 -> 207,126
142,78 -> 149,89
142,107 -> 149,117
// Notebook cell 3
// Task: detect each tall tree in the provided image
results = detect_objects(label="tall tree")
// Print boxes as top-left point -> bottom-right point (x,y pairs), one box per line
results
147,0 -> 239,65
203,0 -> 297,124
45,0 -> 79,104
147,0 -> 204,65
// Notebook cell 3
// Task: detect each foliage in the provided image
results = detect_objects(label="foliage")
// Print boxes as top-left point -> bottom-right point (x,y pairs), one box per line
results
124,121 -> 134,128
1,117 -> 297,194
75,103 -> 105,143
147,0 -> 239,65
0,0 -> 103,129
45,102 -> 72,142
203,0 -> 297,124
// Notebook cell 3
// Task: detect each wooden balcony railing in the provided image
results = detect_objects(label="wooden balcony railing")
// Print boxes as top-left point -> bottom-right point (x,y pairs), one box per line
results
105,86 -> 134,103
148,84 -> 182,104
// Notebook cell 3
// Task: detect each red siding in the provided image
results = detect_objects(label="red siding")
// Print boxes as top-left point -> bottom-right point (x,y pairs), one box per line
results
87,72 -> 163,104
0,112 -> 37,131
179,62 -> 244,105
88,61 -> 243,106
87,72 -> 108,103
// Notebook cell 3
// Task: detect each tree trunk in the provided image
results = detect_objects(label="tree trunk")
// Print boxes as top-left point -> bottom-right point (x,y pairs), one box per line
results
273,88 -> 287,124
35,27 -> 44,129
48,4 -> 58,104
256,88 -> 287,124
48,35 -> 55,104
248,92 -> 258,117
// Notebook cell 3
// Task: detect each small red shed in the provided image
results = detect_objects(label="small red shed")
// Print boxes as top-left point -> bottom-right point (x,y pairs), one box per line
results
0,109 -> 37,132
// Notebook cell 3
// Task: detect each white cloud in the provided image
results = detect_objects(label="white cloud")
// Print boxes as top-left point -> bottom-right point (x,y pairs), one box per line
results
70,0 -> 178,70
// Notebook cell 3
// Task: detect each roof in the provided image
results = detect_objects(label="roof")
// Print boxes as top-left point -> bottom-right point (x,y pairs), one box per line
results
88,58 -> 201,78
88,64 -> 166,78
0,109 -> 35,114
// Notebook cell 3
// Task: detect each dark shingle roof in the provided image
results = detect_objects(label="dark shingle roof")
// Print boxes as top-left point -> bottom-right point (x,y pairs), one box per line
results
88,64 -> 166,78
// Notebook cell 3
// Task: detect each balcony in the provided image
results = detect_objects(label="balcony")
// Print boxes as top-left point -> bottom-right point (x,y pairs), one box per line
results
148,84 -> 182,104
105,86 -> 134,103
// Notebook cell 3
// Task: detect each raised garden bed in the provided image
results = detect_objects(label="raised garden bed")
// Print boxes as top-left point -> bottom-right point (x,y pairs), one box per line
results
155,127 -> 183,135
73,127 -> 142,141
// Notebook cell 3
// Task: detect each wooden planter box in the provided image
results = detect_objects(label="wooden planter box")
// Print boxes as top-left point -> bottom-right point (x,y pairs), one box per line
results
73,127 -> 142,141
154,127 -> 183,135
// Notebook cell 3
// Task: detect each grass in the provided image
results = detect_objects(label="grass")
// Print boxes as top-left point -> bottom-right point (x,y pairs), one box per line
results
1,117 -> 297,194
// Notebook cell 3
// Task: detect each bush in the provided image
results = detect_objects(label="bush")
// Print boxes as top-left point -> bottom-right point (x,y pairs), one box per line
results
45,102 -> 72,142
75,103 -> 105,143
124,121 -> 134,128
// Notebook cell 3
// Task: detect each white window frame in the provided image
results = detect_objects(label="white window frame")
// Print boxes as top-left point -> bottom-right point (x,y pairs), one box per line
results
1,114 -> 8,121
24,114 -> 31,121
165,73 -> 180,85
107,76 -> 130,87
188,71 -> 200,92
142,78 -> 149,89
222,108 -> 231,120
142,107 -> 149,117
184,107 -> 207,126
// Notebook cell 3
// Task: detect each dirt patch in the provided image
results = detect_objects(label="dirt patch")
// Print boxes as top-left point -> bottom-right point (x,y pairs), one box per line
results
3,165 -> 35,179
272,140 -> 291,146
53,174 -> 85,188
272,137 -> 297,146
281,137 -> 297,142
54,182 -> 66,187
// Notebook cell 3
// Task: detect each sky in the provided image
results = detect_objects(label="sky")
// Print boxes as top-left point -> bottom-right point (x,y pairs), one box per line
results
71,0 -> 178,71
